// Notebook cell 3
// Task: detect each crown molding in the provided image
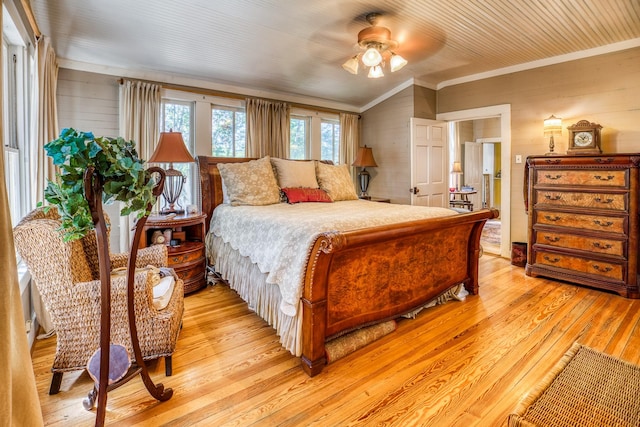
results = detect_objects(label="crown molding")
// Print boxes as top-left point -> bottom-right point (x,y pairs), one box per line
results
437,38 -> 640,90
58,58 -> 361,113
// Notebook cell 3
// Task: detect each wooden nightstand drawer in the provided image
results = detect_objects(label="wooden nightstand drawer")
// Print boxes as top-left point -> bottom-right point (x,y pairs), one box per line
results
536,230 -> 624,256
174,262 -> 206,281
535,190 -> 626,211
535,169 -> 627,187
535,250 -> 623,281
535,211 -> 625,234
168,242 -> 205,266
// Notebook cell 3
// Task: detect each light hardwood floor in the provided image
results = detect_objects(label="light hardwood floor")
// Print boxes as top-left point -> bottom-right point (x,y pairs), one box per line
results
31,255 -> 640,426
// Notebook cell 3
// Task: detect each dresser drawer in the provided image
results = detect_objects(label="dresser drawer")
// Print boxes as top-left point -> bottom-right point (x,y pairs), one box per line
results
535,250 -> 623,281
536,230 -> 624,256
535,211 -> 625,234
535,169 -> 627,187
535,190 -> 626,211
174,262 -> 205,281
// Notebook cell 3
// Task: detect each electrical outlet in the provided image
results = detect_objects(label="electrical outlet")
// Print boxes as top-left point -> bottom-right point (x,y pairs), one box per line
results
25,320 -> 31,333
515,155 -> 522,164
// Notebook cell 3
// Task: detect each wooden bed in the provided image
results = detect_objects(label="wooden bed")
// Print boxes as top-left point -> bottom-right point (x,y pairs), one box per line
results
197,155 -> 499,376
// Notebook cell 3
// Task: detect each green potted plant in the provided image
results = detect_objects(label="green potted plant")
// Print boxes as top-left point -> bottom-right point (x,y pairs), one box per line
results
42,127 -> 158,240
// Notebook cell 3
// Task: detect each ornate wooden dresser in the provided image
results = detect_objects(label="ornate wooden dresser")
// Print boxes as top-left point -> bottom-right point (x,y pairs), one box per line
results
525,154 -> 640,298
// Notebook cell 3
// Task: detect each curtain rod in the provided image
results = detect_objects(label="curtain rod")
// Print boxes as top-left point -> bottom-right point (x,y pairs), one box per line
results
118,78 -> 358,116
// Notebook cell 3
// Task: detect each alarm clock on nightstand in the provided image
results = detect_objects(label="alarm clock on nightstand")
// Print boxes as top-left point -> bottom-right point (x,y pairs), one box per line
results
567,120 -> 602,155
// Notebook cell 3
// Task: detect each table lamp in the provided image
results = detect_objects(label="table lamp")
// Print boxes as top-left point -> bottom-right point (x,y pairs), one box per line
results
352,145 -> 378,199
544,115 -> 562,155
451,161 -> 463,191
148,130 -> 195,214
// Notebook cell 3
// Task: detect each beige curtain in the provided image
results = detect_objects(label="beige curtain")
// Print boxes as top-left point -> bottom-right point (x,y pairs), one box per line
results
32,35 -> 59,336
0,9 -> 44,425
34,36 -> 58,203
245,98 -> 290,158
118,79 -> 161,250
339,112 -> 360,178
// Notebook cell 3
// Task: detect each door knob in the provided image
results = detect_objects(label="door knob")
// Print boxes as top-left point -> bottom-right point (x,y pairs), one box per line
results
410,187 -> 420,194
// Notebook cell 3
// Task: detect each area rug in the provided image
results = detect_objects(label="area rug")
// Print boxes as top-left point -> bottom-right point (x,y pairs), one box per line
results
509,342 -> 640,427
325,321 -> 396,364
481,219 -> 501,246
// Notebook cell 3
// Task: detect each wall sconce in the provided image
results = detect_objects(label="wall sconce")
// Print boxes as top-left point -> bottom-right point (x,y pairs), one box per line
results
148,130 -> 195,214
544,115 -> 562,155
352,145 -> 378,199
451,161 -> 463,191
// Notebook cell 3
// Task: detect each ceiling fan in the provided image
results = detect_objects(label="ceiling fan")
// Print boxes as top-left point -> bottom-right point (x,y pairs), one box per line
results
342,12 -> 408,78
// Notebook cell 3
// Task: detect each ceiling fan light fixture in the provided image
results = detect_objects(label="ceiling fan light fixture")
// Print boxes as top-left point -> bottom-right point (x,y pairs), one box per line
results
342,12 -> 408,78
368,65 -> 384,78
362,46 -> 382,67
390,53 -> 408,72
342,55 -> 359,74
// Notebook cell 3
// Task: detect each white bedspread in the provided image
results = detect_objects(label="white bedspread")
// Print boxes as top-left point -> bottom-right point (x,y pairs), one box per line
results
210,200 -> 456,317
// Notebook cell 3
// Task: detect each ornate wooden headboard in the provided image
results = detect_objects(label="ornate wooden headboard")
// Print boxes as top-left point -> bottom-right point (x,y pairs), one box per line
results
196,156 -> 256,232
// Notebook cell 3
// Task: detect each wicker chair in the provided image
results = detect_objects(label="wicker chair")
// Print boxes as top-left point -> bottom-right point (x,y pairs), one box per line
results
14,207 -> 184,395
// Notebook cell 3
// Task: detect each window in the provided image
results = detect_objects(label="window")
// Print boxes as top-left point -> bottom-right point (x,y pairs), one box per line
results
321,119 -> 340,164
212,106 -> 246,157
289,111 -> 340,161
162,100 -> 195,209
3,8 -> 34,229
290,115 -> 309,160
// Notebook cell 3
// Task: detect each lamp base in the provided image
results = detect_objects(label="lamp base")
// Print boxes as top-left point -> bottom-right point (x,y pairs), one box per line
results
159,208 -> 184,215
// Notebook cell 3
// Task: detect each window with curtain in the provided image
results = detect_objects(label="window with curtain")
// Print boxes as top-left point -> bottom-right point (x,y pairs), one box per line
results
321,119 -> 340,164
290,115 -> 309,160
3,12 -> 35,229
212,106 -> 246,157
162,100 -> 195,209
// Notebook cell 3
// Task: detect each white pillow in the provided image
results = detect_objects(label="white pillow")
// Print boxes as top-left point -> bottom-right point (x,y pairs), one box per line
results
315,162 -> 359,201
271,157 -> 319,188
217,156 -> 281,206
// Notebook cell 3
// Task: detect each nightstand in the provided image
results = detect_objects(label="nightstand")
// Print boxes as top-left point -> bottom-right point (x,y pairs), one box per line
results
364,197 -> 391,203
141,213 -> 207,294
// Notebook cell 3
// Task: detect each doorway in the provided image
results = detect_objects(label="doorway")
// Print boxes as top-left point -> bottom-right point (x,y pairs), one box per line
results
437,105 -> 511,258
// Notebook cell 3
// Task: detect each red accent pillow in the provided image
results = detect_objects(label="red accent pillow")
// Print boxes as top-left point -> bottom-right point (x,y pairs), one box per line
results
281,187 -> 333,204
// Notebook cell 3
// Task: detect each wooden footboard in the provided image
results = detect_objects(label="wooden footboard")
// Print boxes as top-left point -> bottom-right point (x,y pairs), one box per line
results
300,208 -> 498,375
197,155 -> 499,376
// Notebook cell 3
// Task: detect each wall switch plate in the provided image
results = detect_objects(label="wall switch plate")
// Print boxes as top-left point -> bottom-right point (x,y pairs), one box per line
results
515,155 -> 522,164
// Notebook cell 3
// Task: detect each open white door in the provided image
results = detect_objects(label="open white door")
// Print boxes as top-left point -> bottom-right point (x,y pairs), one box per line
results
410,118 -> 448,206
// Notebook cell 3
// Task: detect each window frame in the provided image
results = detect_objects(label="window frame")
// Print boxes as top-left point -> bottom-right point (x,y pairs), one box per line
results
211,105 -> 246,158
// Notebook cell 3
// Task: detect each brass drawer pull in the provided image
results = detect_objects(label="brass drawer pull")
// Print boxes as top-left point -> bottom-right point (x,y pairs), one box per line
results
172,256 -> 185,263
543,255 -> 560,263
592,242 -> 613,250
593,220 -> 613,227
594,175 -> 614,181
594,158 -> 614,164
544,236 -> 560,242
544,194 -> 561,201
592,264 -> 612,273
544,215 -> 561,222
594,197 -> 614,204
544,174 -> 562,180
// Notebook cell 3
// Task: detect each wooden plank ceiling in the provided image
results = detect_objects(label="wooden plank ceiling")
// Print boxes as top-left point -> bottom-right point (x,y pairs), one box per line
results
30,0 -> 640,110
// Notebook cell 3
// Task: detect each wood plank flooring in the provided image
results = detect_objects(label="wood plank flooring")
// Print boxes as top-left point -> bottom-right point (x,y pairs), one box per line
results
31,255 -> 640,426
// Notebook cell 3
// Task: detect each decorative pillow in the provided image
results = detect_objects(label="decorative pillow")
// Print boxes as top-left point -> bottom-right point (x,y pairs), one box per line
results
315,162 -> 359,201
271,157 -> 319,189
217,156 -> 281,206
281,187 -> 332,204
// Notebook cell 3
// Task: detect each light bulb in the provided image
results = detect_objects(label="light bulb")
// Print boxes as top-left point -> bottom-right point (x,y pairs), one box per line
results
368,65 -> 384,78
362,47 -> 382,67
